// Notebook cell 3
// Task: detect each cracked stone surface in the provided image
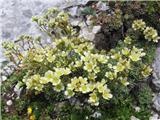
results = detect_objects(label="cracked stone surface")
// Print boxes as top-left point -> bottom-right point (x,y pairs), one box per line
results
153,94 -> 160,112
152,43 -> 160,92
152,42 -> 160,114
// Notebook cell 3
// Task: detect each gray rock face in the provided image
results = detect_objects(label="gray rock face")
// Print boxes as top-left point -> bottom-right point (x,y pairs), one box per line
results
152,42 -> 160,117
153,94 -> 160,112
22,9 -> 33,18
152,43 -> 160,92
97,1 -> 109,11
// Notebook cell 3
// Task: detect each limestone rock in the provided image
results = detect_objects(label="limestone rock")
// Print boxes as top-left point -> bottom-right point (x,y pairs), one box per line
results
92,26 -> 101,34
79,27 -> 94,41
96,1 -> 109,11
68,6 -> 79,16
130,116 -> 140,120
150,113 -> 160,120
152,43 -> 160,92
91,111 -> 102,118
153,94 -> 160,112
1,76 -> 7,81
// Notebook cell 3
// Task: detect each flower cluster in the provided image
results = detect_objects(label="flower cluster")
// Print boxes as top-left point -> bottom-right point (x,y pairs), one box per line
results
13,35 -> 148,106
20,36 -> 115,105
32,7 -> 76,38
124,36 -> 132,45
23,67 -> 71,91
143,27 -> 159,42
2,9 -> 156,106
129,46 -> 146,62
132,19 -> 159,42
132,19 -> 146,31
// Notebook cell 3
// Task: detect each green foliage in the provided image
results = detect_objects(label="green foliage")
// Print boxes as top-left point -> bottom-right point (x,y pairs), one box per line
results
81,7 -> 96,16
145,1 -> 160,14
2,115 -> 20,120
2,70 -> 26,94
137,84 -> 152,106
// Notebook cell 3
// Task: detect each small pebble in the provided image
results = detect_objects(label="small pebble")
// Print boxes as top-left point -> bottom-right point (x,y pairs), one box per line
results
134,106 -> 140,112
6,100 -> 13,106
131,116 -> 140,120
91,111 -> 102,118
2,76 -> 7,81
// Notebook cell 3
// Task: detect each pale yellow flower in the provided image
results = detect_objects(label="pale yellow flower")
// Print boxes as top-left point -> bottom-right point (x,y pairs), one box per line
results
83,62 -> 96,72
102,89 -> 113,100
64,89 -> 75,98
80,84 -> 89,93
88,92 -> 99,106
54,83 -> 64,92
27,107 -> 32,115
122,48 -> 130,56
50,76 -> 61,86
75,60 -> 83,67
143,27 -> 159,42
120,77 -> 129,86
105,72 -> 117,80
29,114 -> 35,120
132,19 -> 146,31
141,65 -> 152,77
113,63 -> 125,72
47,55 -> 56,63
124,36 -> 132,44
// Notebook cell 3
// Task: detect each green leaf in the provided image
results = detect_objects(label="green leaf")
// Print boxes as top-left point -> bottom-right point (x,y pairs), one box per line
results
81,7 -> 96,16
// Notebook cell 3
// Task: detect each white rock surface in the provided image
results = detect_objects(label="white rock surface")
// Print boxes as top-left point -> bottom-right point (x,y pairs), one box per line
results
134,106 -> 140,112
96,1 -> 109,11
150,113 -> 160,120
92,26 -> 101,34
1,76 -> 7,81
130,116 -> 140,120
79,27 -> 95,41
68,6 -> 79,16
152,43 -> 160,92
91,111 -> 102,118
152,43 -> 160,116
153,94 -> 160,112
